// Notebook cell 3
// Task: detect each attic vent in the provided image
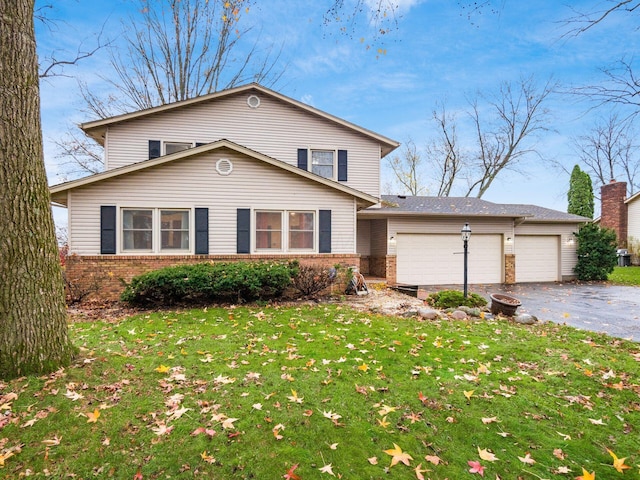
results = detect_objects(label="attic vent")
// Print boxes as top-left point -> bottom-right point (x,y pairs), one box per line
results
247,94 -> 260,109
216,158 -> 233,176
397,195 -> 406,199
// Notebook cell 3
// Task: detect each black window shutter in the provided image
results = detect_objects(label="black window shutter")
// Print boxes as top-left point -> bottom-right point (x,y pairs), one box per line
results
149,140 -> 161,159
237,208 -> 251,254
338,150 -> 348,181
297,148 -> 308,170
319,210 -> 331,253
194,208 -> 209,254
100,206 -> 117,254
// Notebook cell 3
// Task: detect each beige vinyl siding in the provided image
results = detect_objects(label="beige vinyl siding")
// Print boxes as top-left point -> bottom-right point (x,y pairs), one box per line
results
628,197 -> 640,250
104,92 -> 381,197
514,223 -> 579,278
370,219 -> 388,257
385,217 -> 514,255
356,220 -> 371,256
67,149 -> 356,255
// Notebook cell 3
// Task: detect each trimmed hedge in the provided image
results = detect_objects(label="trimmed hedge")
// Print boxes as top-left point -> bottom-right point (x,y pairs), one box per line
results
426,290 -> 487,309
121,261 -> 299,306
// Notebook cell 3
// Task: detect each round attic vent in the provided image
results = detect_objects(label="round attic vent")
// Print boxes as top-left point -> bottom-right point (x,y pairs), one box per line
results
247,94 -> 260,108
216,158 -> 233,176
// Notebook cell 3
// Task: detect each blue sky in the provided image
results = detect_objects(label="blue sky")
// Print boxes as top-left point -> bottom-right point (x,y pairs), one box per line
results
37,0 -> 640,219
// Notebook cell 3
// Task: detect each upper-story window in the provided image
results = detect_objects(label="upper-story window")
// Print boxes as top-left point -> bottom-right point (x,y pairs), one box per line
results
298,148 -> 347,182
165,142 -> 193,155
311,150 -> 335,179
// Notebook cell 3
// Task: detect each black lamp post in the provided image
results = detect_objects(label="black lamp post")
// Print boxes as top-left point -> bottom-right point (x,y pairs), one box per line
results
461,223 -> 471,298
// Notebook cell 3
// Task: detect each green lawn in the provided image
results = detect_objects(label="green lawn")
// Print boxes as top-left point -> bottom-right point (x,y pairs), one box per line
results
609,266 -> 640,285
1,304 -> 639,479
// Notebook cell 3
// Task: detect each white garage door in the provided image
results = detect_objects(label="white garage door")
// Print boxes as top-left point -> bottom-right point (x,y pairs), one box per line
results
515,235 -> 559,282
396,234 -> 503,285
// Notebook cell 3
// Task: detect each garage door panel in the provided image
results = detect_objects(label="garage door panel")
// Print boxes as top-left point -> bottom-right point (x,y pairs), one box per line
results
397,234 -> 502,285
515,235 -> 559,282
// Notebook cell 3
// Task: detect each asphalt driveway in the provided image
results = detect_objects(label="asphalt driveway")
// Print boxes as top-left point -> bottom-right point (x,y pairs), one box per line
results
425,283 -> 640,341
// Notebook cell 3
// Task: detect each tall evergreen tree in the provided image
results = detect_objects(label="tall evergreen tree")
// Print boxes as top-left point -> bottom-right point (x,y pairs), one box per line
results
568,165 -> 594,218
0,0 -> 73,378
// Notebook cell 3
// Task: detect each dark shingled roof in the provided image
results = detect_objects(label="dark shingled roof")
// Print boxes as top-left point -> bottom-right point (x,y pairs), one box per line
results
360,196 -> 589,222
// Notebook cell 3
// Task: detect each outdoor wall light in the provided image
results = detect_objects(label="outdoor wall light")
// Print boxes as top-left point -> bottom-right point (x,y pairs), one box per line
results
388,235 -> 396,244
565,235 -> 575,245
505,236 -> 513,244
461,223 -> 471,298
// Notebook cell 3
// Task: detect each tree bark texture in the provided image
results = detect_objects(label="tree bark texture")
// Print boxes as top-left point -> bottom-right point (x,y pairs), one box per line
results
0,0 -> 72,378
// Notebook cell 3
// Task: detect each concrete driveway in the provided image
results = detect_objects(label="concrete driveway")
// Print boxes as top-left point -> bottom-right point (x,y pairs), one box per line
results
424,283 -> 640,341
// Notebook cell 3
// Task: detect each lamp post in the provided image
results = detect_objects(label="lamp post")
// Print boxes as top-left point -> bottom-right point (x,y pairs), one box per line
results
461,223 -> 471,298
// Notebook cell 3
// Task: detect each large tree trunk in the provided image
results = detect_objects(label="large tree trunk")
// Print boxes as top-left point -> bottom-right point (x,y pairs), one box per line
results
0,0 -> 73,378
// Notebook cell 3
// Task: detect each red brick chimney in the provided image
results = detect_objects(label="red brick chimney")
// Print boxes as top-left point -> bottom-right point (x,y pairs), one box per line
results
600,180 -> 628,248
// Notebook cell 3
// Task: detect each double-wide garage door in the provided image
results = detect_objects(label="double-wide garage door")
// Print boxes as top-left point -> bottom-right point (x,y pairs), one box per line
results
396,234 -> 503,285
515,235 -> 559,282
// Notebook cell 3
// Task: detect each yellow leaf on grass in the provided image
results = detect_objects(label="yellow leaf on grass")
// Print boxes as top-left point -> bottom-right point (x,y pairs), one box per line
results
377,416 -> 390,428
86,409 -> 100,423
154,364 -> 170,373
518,452 -> 536,465
607,448 -> 631,473
463,390 -> 474,401
358,363 -> 369,372
384,443 -> 413,467
0,451 -> 14,467
577,467 -> 595,480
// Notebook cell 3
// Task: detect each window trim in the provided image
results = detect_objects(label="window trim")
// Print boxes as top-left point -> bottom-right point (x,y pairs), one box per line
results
253,209 -> 316,253
119,207 -> 193,254
308,148 -> 337,180
164,141 -> 194,156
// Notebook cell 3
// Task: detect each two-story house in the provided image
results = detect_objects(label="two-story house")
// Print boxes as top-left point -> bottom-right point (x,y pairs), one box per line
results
50,83 -> 588,299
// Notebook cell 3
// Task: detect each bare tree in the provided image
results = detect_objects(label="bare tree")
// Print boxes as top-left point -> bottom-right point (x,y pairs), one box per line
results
573,113 -> 640,194
386,140 -> 427,195
385,77 -> 554,198
562,1 -> 640,37
58,0 -> 284,177
464,77 -> 555,197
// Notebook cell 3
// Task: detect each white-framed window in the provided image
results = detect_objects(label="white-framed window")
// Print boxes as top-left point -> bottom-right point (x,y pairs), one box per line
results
255,211 -> 283,250
289,211 -> 314,250
164,142 -> 193,155
311,149 -> 335,179
121,208 -> 191,253
254,210 -> 315,251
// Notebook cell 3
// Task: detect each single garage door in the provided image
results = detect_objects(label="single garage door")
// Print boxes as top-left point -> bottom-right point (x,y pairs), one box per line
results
515,235 -> 559,282
396,234 -> 503,285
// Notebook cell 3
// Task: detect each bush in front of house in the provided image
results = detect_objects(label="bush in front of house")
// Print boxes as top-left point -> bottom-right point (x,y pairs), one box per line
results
290,264 -> 338,298
426,290 -> 487,309
574,223 -> 618,281
121,261 -> 299,306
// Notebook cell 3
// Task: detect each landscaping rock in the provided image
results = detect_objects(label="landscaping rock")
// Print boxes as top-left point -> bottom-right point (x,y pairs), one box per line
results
457,306 -> 482,317
418,307 -> 440,320
514,313 -> 538,325
450,310 -> 468,320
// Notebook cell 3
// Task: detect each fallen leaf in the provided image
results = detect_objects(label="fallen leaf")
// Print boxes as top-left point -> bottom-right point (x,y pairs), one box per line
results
481,417 -> 499,424
384,443 -> 413,467
221,417 -> 239,429
553,448 -> 566,460
589,418 -> 606,425
414,463 -> 430,480
424,454 -> 441,465
154,364 -> 170,373
464,390 -> 475,401
607,448 -> 631,473
283,463 -> 301,480
518,452 -> 535,465
478,447 -> 499,462
200,451 -> 215,464
41,435 -> 62,446
86,409 -> 100,423
368,456 -> 378,465
319,463 -> 335,476
468,460 -> 484,476
576,467 -> 595,480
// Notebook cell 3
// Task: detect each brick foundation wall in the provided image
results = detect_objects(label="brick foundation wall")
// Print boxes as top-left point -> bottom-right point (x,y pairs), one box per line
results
600,181 -> 628,247
65,254 -> 360,302
368,256 -> 387,278
504,254 -> 515,284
